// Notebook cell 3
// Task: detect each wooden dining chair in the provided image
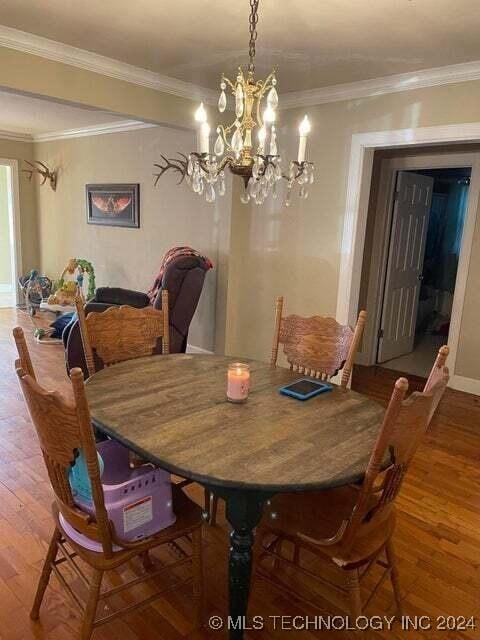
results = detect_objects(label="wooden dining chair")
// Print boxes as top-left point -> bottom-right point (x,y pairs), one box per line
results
271,296 -> 367,388
15,357 -> 204,640
255,346 -> 449,638
75,290 -> 170,377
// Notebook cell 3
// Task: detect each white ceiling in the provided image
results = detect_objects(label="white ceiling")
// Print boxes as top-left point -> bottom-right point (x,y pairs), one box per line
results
0,90 -> 126,136
0,0 -> 479,92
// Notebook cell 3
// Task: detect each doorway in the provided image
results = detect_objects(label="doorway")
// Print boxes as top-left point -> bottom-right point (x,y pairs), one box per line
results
377,167 -> 470,377
0,160 -> 21,308
336,124 -> 480,394
353,148 -> 480,389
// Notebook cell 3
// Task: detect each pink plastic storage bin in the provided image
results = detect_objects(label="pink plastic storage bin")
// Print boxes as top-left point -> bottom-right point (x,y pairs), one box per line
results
64,440 -> 175,550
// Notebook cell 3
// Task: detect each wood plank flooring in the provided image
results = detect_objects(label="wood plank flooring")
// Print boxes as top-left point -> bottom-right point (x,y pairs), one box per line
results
0,307 -> 479,639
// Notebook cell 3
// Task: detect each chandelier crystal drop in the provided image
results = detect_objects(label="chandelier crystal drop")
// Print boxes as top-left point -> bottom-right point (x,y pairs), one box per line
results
153,0 -> 314,206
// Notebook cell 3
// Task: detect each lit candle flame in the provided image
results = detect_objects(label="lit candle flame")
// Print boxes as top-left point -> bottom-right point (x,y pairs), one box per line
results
194,102 -> 207,123
299,115 -> 311,136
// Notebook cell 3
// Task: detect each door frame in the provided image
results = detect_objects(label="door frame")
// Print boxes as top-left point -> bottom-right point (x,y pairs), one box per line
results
364,153 -> 479,373
336,123 -> 480,394
0,158 -> 22,305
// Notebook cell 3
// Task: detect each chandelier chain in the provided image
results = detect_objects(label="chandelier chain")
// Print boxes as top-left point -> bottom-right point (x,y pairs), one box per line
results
248,0 -> 259,73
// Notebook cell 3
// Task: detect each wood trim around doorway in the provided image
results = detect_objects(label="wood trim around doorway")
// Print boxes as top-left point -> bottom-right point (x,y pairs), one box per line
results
336,124 -> 480,395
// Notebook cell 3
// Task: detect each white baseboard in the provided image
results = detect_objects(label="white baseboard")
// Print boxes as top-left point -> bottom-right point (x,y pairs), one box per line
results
353,358 -> 480,396
186,344 -> 214,355
449,375 -> 480,396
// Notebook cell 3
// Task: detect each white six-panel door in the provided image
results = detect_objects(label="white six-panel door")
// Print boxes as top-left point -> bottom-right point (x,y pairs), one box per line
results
377,171 -> 434,363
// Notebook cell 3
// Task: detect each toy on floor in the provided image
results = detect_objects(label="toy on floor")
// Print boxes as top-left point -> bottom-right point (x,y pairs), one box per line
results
48,258 -> 96,305
66,439 -> 175,547
18,270 -> 52,316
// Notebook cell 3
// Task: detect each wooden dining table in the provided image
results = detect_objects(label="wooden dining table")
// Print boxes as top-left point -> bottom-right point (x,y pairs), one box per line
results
85,353 -> 385,639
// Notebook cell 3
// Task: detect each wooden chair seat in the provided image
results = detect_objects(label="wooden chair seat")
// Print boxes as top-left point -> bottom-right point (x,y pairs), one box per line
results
53,484 -> 203,571
259,488 -> 396,569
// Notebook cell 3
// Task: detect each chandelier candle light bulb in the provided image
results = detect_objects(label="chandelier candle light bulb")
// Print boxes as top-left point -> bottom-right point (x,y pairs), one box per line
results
257,126 -> 267,154
297,115 -> 311,163
199,122 -> 210,155
195,102 -> 210,154
194,102 -> 207,123
263,105 -> 275,124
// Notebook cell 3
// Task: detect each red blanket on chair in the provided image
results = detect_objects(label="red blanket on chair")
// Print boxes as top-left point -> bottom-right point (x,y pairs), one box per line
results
147,247 -> 213,304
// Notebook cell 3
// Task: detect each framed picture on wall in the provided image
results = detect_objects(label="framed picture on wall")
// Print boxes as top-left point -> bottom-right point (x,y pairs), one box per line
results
86,183 -> 140,228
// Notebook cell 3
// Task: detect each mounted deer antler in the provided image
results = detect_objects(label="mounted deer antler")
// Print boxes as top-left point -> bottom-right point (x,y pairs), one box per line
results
153,153 -> 188,186
22,160 -> 57,191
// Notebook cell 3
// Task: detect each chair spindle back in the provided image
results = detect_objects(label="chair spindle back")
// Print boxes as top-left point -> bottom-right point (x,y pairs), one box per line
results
76,289 -> 170,377
271,296 -> 366,388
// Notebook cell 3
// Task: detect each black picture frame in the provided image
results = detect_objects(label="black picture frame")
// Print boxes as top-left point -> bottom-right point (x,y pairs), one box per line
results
86,183 -> 140,228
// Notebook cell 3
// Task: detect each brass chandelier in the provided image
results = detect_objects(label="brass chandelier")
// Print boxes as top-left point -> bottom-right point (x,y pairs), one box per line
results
154,0 -> 314,205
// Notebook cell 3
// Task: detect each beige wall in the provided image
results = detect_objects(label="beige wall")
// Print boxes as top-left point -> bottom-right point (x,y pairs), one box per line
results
0,138 -> 38,275
456,214 -> 480,379
35,126 -> 231,351
225,80 -> 480,381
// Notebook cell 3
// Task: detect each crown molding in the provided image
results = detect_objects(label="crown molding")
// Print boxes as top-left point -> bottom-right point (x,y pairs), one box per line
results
0,25 -> 217,105
0,128 -> 32,142
33,120 -> 157,142
280,59 -> 480,109
0,120 -> 158,143
2,25 -> 480,112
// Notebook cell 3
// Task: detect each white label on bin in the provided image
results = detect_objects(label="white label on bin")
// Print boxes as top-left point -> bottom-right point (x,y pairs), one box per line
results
123,496 -> 153,533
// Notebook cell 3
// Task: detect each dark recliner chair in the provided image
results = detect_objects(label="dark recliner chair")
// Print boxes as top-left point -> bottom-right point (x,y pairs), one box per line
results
63,254 -> 211,378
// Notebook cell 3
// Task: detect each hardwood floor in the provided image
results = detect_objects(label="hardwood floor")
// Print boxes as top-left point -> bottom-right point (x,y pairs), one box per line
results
0,307 -> 479,639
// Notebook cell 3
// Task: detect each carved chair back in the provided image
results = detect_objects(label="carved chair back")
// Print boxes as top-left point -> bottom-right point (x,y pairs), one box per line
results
338,349 -> 449,551
15,359 -> 114,557
76,290 -> 170,377
13,326 -> 37,380
270,296 -> 367,388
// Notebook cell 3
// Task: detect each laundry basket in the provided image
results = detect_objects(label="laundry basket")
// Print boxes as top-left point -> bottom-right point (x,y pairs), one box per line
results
64,440 -> 175,549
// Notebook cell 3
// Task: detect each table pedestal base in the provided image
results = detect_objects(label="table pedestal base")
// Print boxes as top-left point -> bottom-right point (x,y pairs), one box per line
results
211,487 -> 273,640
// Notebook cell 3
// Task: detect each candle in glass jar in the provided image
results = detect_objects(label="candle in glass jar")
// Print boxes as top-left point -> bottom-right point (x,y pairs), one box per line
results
227,363 -> 250,403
